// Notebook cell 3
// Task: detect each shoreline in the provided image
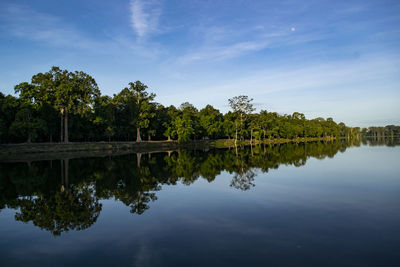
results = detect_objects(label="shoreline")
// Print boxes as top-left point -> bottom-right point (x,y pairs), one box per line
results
0,137 -> 336,161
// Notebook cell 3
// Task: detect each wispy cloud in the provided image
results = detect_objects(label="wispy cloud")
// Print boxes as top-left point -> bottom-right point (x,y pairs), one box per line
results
157,54 -> 400,125
0,3 -> 164,58
0,4 -> 108,50
178,40 -> 270,63
175,24 -> 328,64
130,0 -> 162,39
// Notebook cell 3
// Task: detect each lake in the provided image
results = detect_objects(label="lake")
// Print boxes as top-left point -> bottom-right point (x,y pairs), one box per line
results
1,139 -> 399,266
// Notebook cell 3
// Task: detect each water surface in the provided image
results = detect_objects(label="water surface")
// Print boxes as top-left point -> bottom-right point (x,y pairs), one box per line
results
1,139 -> 399,266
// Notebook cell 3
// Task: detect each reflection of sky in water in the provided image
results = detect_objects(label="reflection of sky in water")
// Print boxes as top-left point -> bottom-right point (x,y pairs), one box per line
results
1,144 -> 399,266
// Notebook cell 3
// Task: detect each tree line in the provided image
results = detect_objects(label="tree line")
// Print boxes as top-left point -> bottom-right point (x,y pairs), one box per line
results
362,125 -> 400,139
0,66 -> 370,144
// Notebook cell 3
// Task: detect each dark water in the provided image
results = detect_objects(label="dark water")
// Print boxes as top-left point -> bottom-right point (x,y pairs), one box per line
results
1,139 -> 399,266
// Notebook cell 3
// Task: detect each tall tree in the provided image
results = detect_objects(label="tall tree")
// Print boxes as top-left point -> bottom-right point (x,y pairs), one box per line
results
15,67 -> 99,143
163,105 -> 179,141
228,95 -> 255,143
126,81 -> 156,142
54,70 -> 99,143
171,103 -> 198,143
93,95 -> 116,141
198,105 -> 224,139
223,112 -> 236,140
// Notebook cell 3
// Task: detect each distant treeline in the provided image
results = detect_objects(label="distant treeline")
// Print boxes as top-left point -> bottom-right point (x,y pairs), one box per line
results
362,125 -> 400,138
0,66 -> 389,144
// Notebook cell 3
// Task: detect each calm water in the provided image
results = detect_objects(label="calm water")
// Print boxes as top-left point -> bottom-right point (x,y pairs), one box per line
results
1,139 -> 399,266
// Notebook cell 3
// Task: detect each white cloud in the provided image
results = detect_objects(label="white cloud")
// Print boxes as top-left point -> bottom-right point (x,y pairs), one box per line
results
157,54 -> 400,126
178,40 -> 269,64
130,0 -> 162,38
0,4 -> 112,51
174,24 -> 329,64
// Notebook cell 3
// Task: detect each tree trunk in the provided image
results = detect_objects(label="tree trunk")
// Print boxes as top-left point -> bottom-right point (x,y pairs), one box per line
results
235,122 -> 238,146
137,153 -> 142,168
27,133 -> 31,143
60,111 -> 64,143
240,113 -> 243,140
136,127 -> 142,142
250,129 -> 253,144
168,135 -> 171,141
64,111 -> 69,143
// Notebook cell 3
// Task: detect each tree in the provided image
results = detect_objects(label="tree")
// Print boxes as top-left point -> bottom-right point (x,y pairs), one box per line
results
223,112 -> 236,140
9,103 -> 46,143
15,67 -> 100,143
125,81 -> 156,142
248,113 -> 262,143
93,95 -> 116,141
198,105 -> 223,139
172,115 -> 195,143
163,105 -> 179,141
228,95 -> 255,143
0,93 -> 21,143
55,70 -> 100,143
172,102 -> 199,143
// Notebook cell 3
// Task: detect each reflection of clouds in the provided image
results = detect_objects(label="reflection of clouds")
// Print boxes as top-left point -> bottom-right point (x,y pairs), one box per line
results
134,243 -> 152,267
176,213 -> 271,237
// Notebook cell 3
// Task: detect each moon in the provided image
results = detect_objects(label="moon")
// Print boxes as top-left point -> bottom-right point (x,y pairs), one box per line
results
291,27 -> 296,31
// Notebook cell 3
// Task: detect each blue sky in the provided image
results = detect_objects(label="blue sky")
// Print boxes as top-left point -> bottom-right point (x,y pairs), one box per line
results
0,0 -> 399,127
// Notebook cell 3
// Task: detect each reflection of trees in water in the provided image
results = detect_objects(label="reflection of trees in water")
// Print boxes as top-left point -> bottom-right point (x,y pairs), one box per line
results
116,191 -> 158,214
15,185 -> 101,236
165,151 -> 199,185
1,139 -> 385,235
362,136 -> 400,147
0,158 -> 103,236
230,168 -> 256,191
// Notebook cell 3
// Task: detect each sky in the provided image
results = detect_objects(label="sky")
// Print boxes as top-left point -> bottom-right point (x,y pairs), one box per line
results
0,0 -> 399,127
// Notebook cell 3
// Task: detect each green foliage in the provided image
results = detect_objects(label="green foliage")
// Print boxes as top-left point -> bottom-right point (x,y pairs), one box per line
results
128,81 -> 156,128
13,66 -> 99,143
365,125 -> 400,138
115,81 -> 156,141
4,69 -> 382,143
163,105 -> 179,140
198,105 -> 224,139
9,105 -> 47,143
228,95 -> 255,140
172,115 -> 195,143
